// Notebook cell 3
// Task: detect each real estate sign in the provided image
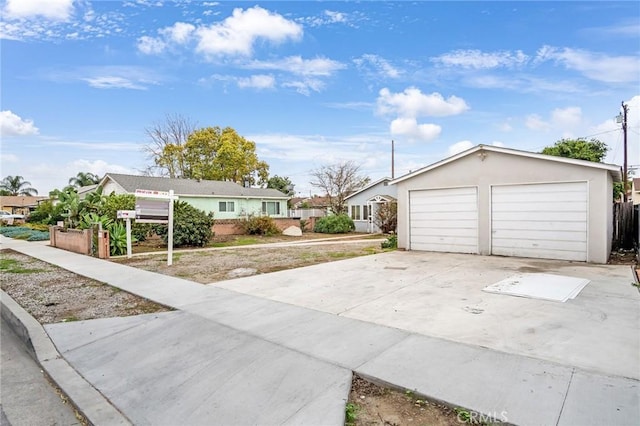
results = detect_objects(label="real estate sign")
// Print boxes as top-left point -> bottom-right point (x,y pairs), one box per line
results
134,189 -> 178,266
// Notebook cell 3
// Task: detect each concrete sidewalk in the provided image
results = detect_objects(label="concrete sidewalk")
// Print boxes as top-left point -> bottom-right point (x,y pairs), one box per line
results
2,236 -> 638,426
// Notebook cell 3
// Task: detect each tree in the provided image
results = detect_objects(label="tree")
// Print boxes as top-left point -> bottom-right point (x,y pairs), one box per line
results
143,113 -> 197,177
309,161 -> 370,214
0,175 -> 38,196
541,138 -> 608,163
267,175 -> 295,196
69,172 -> 100,188
373,202 -> 397,234
182,126 -> 269,185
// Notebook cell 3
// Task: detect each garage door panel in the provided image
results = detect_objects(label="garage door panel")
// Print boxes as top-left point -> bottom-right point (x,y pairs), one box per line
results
410,193 -> 477,206
491,182 -> 587,261
493,201 -> 587,213
410,187 -> 478,254
411,226 -> 477,238
493,229 -> 586,242
491,220 -> 586,232
492,191 -> 587,203
411,211 -> 478,222
493,182 -> 586,194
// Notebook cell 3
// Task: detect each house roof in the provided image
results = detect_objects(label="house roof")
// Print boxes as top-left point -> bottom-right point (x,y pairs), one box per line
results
101,173 -> 288,199
390,144 -> 622,184
345,177 -> 392,200
0,196 -> 48,208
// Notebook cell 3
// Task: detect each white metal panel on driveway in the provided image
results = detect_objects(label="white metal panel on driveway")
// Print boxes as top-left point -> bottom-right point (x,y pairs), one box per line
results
491,182 -> 588,261
409,187 -> 478,253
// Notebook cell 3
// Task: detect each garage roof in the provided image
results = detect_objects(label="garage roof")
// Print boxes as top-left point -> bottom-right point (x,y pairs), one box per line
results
390,144 -> 622,184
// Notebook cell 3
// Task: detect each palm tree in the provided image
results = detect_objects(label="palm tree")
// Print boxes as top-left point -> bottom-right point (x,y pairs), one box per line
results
68,172 -> 100,188
0,175 -> 38,196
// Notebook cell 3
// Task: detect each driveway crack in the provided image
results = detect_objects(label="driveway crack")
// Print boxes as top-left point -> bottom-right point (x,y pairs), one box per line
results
555,367 -> 575,426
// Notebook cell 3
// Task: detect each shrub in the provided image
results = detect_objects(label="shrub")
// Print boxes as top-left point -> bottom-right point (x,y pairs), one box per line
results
108,222 -> 129,256
27,200 -> 64,225
239,215 -> 280,236
100,194 -> 151,241
373,202 -> 397,234
314,214 -> 355,234
0,226 -> 49,241
154,201 -> 213,247
381,234 -> 397,249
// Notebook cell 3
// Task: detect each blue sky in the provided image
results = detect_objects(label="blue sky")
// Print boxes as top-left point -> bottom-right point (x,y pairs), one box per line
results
1,1 -> 639,196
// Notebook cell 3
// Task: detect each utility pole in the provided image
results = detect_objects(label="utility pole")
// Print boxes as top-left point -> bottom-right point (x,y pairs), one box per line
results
617,102 -> 629,201
391,140 -> 395,179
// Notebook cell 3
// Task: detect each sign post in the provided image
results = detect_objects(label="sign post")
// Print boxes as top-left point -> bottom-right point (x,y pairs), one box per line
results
117,210 -> 137,258
134,189 -> 178,266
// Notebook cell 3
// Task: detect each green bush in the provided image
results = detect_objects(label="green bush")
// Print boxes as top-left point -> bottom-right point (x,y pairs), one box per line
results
0,226 -> 49,241
27,200 -> 64,225
313,214 -> 355,234
100,194 -> 151,241
154,201 -> 213,247
381,234 -> 397,249
239,215 -> 280,236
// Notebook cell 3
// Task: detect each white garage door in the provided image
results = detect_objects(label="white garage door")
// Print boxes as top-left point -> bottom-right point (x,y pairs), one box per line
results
409,187 -> 478,253
491,182 -> 588,261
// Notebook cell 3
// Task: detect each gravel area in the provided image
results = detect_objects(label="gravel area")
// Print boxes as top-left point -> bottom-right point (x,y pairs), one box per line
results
113,241 -> 385,284
1,249 -> 170,324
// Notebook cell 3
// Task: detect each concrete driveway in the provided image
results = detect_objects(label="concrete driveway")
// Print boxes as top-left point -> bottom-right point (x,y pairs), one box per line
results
216,251 -> 640,380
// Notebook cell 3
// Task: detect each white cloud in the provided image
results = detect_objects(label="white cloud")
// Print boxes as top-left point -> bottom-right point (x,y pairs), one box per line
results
323,10 -> 347,24
0,153 -> 19,163
377,87 -> 469,118
448,140 -> 474,156
237,74 -> 275,90
195,6 -> 302,57
160,22 -> 195,44
354,54 -> 402,79
551,106 -> 582,128
432,49 -> 529,69
3,0 -> 74,21
82,76 -> 148,90
137,35 -> 167,54
390,118 -> 441,142
282,79 -> 325,96
0,110 -> 39,136
245,56 -> 345,77
535,45 -> 640,83
525,114 -> 551,131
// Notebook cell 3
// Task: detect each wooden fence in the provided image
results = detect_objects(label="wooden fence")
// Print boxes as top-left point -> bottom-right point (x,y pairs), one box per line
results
612,202 -> 636,251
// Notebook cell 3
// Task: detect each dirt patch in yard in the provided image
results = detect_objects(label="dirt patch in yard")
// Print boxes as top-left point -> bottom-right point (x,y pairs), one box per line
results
112,241 -> 386,284
348,375 -> 469,426
0,249 -> 170,324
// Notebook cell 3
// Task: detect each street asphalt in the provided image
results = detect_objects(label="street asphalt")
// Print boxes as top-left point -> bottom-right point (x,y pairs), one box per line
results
1,235 -> 639,426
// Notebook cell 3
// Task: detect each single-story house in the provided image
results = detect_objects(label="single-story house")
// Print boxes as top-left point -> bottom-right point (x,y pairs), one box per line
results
0,196 -> 48,216
390,144 -> 621,264
98,173 -> 289,219
345,177 -> 397,233
632,178 -> 640,205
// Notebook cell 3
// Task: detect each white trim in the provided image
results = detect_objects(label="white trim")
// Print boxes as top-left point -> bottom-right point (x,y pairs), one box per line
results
345,177 -> 391,200
390,144 -> 622,185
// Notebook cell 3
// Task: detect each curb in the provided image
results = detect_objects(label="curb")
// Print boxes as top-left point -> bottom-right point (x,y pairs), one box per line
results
1,290 -> 132,426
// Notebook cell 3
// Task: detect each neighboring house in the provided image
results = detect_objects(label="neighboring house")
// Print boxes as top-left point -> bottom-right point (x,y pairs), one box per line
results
77,184 -> 99,199
390,144 -> 621,264
345,177 -> 397,233
98,173 -> 289,219
0,196 -> 48,216
288,195 -> 331,219
632,178 -> 640,205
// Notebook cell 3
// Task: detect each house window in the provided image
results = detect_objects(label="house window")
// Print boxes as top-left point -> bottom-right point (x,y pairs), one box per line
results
219,201 -> 235,212
363,205 -> 369,220
351,205 -> 361,220
262,201 -> 280,215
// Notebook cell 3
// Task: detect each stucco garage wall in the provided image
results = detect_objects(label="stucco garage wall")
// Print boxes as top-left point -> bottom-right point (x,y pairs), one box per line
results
395,151 -> 613,263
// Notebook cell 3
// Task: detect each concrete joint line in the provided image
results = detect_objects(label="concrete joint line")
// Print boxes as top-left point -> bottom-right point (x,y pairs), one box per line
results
0,290 -> 133,426
555,367 -> 576,426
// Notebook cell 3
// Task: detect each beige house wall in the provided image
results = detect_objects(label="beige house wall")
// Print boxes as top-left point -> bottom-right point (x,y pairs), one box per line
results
395,151 -> 614,263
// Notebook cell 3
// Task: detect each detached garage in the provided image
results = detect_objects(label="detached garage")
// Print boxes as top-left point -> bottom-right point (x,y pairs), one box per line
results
392,145 -> 621,263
